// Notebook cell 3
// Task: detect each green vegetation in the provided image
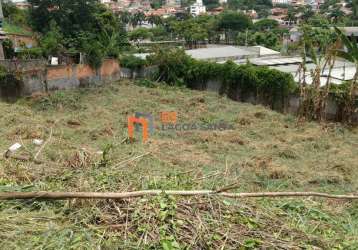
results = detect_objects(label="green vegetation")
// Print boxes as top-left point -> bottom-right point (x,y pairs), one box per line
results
2,1 -> 31,36
0,80 -> 357,248
3,21 -> 32,36
120,54 -> 148,70
227,0 -> 272,12
129,27 -> 154,42
334,27 -> 358,123
25,0 -> 128,67
148,48 -> 296,109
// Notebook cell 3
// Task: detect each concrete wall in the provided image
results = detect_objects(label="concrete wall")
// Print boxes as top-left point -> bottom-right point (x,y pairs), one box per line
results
0,59 -> 122,96
46,59 -> 121,91
0,60 -> 356,123
0,59 -> 46,72
120,66 -> 157,79
0,60 -> 47,96
186,77 -> 358,123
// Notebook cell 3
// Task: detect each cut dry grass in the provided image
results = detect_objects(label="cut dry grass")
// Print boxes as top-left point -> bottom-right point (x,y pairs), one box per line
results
0,80 -> 357,249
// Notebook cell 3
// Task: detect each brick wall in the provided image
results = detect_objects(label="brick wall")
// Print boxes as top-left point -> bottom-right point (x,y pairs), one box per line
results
0,59 -> 121,96
45,59 -> 121,91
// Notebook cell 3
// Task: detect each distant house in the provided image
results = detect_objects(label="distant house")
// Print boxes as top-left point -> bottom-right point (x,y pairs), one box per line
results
145,6 -> 178,18
190,0 -> 206,16
243,10 -> 258,19
208,7 -> 224,15
14,2 -> 31,10
271,8 -> 288,16
305,0 -> 325,11
272,0 -> 291,5
7,33 -> 37,51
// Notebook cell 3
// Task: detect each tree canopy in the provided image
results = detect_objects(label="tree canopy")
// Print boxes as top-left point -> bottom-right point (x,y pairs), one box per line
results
254,19 -> 279,31
217,11 -> 253,32
27,0 -> 128,67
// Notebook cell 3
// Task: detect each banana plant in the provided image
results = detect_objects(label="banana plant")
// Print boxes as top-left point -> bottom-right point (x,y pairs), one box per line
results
334,27 -> 358,123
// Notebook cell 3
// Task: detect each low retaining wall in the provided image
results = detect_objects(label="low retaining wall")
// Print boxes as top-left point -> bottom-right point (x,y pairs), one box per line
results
0,59 -> 122,96
192,77 -> 358,123
46,59 -> 121,93
0,61 -> 356,123
120,66 -> 157,79
113,66 -> 358,123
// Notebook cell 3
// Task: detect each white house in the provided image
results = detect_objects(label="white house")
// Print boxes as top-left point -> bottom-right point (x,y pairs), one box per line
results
190,0 -> 206,16
272,0 -> 292,5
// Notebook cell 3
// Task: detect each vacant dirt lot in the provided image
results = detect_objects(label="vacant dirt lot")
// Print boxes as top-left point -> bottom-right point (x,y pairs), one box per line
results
0,80 -> 357,249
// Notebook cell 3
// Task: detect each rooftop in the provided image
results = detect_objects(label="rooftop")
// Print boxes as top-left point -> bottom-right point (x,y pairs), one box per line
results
185,46 -> 257,61
248,56 -> 303,66
134,45 -> 281,62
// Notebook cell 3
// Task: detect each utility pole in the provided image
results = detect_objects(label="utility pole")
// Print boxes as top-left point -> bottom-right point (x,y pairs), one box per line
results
0,0 -> 5,60
245,28 -> 248,47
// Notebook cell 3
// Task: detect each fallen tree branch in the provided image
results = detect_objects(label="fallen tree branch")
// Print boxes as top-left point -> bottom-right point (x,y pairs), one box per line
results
114,152 -> 151,169
0,190 -> 358,200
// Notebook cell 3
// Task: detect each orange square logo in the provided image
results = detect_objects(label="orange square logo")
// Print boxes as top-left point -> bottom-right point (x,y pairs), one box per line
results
160,111 -> 177,124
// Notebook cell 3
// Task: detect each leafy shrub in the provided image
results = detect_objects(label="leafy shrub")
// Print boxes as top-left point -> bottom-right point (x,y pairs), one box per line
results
135,79 -> 158,88
149,48 -> 297,108
120,54 -> 147,70
2,39 -> 15,59
32,91 -> 84,111
128,28 -> 153,41
39,21 -> 63,57
17,48 -> 44,60
147,48 -> 193,85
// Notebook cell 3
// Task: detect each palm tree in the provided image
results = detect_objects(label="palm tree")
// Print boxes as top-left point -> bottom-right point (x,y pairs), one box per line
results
147,15 -> 162,27
120,11 -> 131,24
301,7 -> 314,21
334,27 -> 358,123
131,12 -> 145,28
329,8 -> 344,24
297,26 -> 338,121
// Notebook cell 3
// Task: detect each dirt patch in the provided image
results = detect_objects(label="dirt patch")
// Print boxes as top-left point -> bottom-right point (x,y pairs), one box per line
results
67,119 -> 81,127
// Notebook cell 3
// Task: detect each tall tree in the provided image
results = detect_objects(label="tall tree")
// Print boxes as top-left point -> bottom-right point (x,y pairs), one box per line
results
28,0 -> 127,67
203,0 -> 220,10
172,18 -> 208,48
28,0 -> 99,35
217,11 -> 252,43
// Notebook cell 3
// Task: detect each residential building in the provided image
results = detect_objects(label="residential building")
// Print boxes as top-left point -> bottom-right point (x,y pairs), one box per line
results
271,8 -> 288,16
166,0 -> 181,7
291,0 -> 305,6
305,0 -> 325,10
208,6 -> 224,15
272,0 -> 292,5
190,0 -> 206,16
243,9 -> 258,19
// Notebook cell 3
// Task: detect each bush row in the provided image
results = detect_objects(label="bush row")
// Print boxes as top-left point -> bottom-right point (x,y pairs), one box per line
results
147,49 -> 297,109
